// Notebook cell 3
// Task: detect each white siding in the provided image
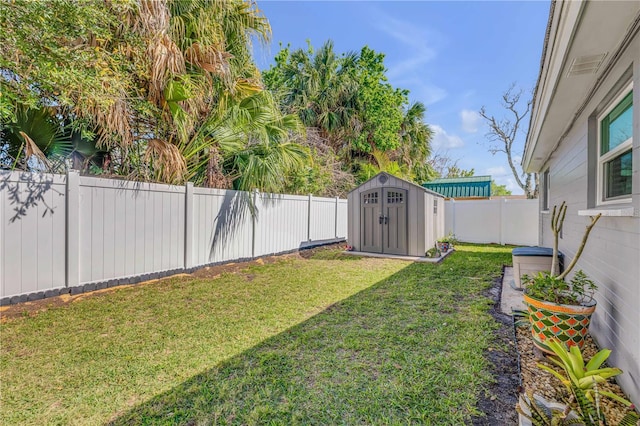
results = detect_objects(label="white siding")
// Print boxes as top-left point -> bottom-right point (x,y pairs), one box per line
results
537,32 -> 640,404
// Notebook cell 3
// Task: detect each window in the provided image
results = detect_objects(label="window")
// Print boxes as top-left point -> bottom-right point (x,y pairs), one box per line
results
433,199 -> 438,214
363,192 -> 378,204
387,191 -> 404,204
598,84 -> 633,203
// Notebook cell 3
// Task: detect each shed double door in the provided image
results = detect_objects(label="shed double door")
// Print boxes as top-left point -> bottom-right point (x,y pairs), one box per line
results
360,188 -> 408,255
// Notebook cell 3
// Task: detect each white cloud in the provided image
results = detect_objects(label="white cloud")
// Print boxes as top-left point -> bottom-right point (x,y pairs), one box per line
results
396,78 -> 447,105
460,109 -> 481,133
485,166 -> 508,177
417,84 -> 447,106
431,125 -> 464,150
372,14 -> 441,79
504,178 -> 522,194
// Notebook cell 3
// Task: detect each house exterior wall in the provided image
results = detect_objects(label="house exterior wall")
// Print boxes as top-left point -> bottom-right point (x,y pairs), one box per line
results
538,33 -> 640,404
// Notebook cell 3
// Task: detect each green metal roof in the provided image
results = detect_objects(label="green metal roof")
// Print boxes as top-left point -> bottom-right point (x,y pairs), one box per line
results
422,176 -> 492,198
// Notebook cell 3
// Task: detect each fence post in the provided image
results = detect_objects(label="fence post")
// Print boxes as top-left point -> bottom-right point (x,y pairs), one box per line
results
66,170 -> 80,288
184,182 -> 194,269
307,194 -> 312,241
252,189 -> 258,257
451,198 -> 456,237
499,198 -> 506,246
335,196 -> 339,238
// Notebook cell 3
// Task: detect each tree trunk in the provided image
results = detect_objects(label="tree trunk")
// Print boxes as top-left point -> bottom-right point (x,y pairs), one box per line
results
205,146 -> 231,189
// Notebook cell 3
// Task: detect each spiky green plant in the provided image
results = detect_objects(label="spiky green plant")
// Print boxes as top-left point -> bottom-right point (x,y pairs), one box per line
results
539,339 -> 628,405
523,338 -> 640,426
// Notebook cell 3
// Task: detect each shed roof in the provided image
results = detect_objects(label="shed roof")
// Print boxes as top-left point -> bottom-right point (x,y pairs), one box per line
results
422,176 -> 492,198
349,172 -> 444,197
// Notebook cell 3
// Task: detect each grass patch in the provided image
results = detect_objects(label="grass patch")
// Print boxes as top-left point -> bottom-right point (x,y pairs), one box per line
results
1,244 -> 512,425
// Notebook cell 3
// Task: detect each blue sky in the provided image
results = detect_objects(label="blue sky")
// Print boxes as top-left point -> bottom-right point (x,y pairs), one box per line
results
254,1 -> 551,194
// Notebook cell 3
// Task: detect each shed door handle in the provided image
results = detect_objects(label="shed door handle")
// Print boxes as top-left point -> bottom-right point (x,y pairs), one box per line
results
384,216 -> 388,225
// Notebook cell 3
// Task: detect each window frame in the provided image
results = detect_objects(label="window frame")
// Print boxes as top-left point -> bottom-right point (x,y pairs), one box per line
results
596,82 -> 633,205
542,169 -> 550,211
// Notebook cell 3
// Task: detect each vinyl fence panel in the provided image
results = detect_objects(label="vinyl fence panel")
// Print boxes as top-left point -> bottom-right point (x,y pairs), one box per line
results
445,198 -> 538,246
254,193 -> 309,257
309,196 -> 338,241
1,171 -> 67,298
78,177 -> 186,284
500,199 -> 539,245
1,171 -> 348,302
192,188 -> 253,265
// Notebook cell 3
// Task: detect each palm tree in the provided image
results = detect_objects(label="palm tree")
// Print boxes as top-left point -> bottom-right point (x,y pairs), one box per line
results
175,91 -> 308,193
136,0 -> 275,185
396,101 -> 435,182
265,40 -> 360,152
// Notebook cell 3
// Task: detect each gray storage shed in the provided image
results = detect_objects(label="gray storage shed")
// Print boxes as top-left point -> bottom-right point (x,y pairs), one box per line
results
347,172 -> 445,256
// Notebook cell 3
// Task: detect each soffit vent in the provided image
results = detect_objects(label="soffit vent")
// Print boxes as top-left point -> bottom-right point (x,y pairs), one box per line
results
566,53 -> 607,77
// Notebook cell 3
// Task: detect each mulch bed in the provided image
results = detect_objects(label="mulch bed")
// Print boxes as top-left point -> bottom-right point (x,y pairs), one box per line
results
471,268 -> 521,425
472,267 -> 636,425
516,327 -> 633,424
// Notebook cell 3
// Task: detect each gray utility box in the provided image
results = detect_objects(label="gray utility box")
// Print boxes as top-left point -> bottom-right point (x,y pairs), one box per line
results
512,247 -> 564,289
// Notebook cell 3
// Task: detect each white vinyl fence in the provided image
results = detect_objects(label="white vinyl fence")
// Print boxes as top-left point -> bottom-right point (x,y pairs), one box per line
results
444,198 -> 539,246
1,171 -> 347,302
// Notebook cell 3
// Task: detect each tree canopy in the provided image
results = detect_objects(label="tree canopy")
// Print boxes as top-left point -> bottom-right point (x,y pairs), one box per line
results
263,40 -> 435,193
1,2 -> 435,197
1,0 -> 306,193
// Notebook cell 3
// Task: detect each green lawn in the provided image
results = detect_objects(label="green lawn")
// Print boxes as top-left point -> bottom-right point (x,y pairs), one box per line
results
0,244 -> 512,425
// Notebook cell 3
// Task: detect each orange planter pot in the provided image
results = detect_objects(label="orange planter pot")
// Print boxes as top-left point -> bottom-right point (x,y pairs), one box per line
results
523,293 -> 596,354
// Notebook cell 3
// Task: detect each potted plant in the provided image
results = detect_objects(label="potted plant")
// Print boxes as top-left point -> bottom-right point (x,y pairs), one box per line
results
425,245 -> 441,258
522,202 -> 602,353
436,232 -> 458,252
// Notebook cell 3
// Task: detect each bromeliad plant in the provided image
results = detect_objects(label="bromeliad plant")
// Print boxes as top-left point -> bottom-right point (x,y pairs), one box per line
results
518,338 -> 640,426
539,339 -> 628,405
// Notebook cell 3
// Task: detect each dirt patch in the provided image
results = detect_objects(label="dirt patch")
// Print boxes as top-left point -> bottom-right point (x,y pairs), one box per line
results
0,243 -> 346,323
471,267 -> 520,426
